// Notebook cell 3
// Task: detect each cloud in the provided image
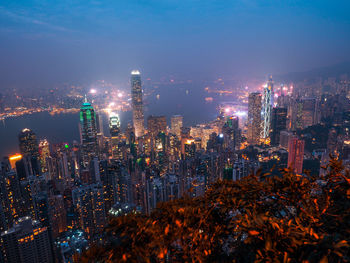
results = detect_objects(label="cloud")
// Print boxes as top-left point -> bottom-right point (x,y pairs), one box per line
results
0,6 -> 72,32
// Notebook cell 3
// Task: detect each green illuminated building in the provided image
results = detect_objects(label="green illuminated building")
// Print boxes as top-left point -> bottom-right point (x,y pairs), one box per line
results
80,96 -> 98,165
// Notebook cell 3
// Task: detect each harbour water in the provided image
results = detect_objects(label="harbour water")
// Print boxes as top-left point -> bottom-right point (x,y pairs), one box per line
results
0,85 -> 221,157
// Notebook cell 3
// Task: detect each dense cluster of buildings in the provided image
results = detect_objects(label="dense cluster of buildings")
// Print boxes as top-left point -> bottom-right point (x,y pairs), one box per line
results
0,71 -> 349,262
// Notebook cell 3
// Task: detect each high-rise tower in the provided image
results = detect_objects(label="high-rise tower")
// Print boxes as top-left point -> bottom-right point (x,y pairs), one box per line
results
38,139 -> 50,173
147,115 -> 167,138
109,112 -> 121,158
270,107 -> 287,146
109,112 -> 120,137
287,136 -> 305,174
1,217 -> 54,263
171,115 -> 183,138
261,76 -> 274,140
18,128 -> 39,158
79,96 -> 98,164
72,184 -> 106,240
222,116 -> 241,151
247,92 -> 262,145
131,70 -> 144,137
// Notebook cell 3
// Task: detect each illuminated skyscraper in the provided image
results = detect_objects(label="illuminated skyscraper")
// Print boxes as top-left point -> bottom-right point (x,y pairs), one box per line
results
38,139 -> 50,173
1,170 -> 22,225
1,217 -> 54,263
9,154 -> 22,170
72,184 -> 106,240
109,112 -> 120,137
147,115 -> 167,138
247,92 -> 262,145
182,139 -> 196,159
131,70 -> 144,137
168,134 -> 180,161
48,195 -> 66,238
18,128 -> 39,158
79,96 -> 98,164
287,136 -> 305,174
222,116 -> 241,150
261,76 -> 274,139
301,98 -> 317,128
109,112 -> 121,158
171,115 -> 183,138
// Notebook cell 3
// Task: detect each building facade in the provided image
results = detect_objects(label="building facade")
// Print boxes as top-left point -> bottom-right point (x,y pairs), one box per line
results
247,92 -> 262,145
131,70 -> 144,138
79,97 -> 98,165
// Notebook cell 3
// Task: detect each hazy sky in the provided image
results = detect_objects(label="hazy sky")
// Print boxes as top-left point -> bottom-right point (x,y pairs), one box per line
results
0,0 -> 350,87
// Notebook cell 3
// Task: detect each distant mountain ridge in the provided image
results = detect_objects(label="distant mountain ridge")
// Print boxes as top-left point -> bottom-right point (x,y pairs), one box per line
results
275,61 -> 350,82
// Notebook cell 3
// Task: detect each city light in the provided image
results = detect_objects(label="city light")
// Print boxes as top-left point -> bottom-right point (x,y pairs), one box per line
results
9,154 -> 22,161
186,139 -> 195,144
234,111 -> 247,117
109,111 -> 119,118
0,2 -> 348,262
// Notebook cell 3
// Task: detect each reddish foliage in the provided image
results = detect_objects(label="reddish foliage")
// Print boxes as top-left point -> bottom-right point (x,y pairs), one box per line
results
80,158 -> 350,262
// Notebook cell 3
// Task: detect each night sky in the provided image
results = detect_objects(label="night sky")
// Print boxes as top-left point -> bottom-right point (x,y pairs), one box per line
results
1,0 -> 350,87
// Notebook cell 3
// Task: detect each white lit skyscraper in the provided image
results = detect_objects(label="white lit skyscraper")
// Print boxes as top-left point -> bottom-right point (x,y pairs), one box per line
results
261,76 -> 274,140
109,112 -> 120,137
131,70 -> 144,138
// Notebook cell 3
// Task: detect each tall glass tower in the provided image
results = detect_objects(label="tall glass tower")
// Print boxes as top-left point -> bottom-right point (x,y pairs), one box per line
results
131,70 -> 144,137
261,76 -> 274,140
18,128 -> 39,158
80,96 -> 98,164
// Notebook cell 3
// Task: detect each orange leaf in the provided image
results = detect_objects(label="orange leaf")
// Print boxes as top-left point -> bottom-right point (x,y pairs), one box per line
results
249,230 -> 260,236
165,225 -> 170,235
158,252 -> 164,259
320,256 -> 328,263
175,220 -> 182,227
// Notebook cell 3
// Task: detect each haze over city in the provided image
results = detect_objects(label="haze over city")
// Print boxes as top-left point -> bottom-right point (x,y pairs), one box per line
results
1,0 -> 350,88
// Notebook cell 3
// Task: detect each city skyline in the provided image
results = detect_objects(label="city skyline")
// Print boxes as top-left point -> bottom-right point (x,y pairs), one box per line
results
0,1 -> 349,262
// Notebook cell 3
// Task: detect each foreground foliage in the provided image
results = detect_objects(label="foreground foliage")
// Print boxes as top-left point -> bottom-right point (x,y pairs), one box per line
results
81,159 -> 350,262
